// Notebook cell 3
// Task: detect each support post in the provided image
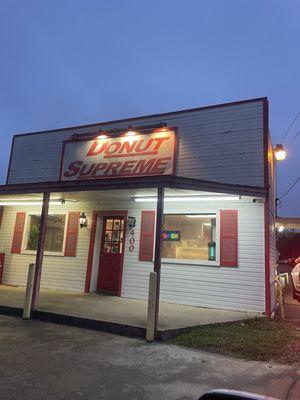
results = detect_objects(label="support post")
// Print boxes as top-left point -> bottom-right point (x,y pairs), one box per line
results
146,272 -> 157,342
30,192 -> 50,314
23,263 -> 35,319
153,187 -> 164,337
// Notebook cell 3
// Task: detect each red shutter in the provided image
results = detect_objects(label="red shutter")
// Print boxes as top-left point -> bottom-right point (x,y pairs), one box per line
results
64,211 -> 80,257
11,212 -> 26,254
139,211 -> 155,261
220,210 -> 238,267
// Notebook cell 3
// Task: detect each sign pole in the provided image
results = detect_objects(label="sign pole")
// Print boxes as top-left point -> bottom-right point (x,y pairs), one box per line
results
30,192 -> 50,315
153,187 -> 164,338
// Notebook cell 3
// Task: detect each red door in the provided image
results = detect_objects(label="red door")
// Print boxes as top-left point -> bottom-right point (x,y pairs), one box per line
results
97,216 -> 125,294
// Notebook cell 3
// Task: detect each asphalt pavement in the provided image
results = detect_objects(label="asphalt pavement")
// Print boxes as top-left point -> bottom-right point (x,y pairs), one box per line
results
0,315 -> 299,400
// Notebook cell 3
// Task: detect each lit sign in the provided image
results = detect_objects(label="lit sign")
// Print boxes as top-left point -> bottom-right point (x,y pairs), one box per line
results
161,231 -> 180,241
60,129 -> 176,181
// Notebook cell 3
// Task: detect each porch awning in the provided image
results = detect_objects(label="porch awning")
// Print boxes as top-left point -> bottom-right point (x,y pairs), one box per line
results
0,175 -> 267,197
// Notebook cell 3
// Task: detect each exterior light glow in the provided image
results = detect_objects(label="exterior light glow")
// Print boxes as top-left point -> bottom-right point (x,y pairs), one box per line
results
0,200 -> 63,206
134,196 -> 240,202
97,134 -> 107,140
125,126 -> 137,136
0,198 -> 76,206
186,214 -> 216,218
155,126 -> 169,132
278,225 -> 285,233
125,130 -> 137,136
274,144 -> 286,161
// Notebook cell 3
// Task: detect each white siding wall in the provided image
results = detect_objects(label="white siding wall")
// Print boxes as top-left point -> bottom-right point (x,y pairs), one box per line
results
268,135 -> 277,311
0,195 -> 265,313
8,101 -> 264,187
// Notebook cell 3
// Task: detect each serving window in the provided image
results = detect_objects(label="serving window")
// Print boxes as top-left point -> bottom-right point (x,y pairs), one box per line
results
161,214 -> 217,262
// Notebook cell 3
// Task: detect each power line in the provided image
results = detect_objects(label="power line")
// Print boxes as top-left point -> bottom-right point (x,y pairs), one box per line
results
279,175 -> 300,200
280,111 -> 300,143
288,126 -> 300,144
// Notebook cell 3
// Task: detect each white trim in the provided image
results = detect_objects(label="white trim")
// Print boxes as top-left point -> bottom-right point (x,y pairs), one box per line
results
21,250 -> 65,257
162,211 -> 220,265
162,258 -> 220,267
90,215 -> 103,292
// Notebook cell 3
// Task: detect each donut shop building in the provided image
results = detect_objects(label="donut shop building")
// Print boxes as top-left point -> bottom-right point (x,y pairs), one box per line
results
0,97 -> 277,319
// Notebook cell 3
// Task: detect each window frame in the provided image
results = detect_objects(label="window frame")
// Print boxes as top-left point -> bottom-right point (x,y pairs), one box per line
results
161,212 -> 220,266
21,213 -> 68,257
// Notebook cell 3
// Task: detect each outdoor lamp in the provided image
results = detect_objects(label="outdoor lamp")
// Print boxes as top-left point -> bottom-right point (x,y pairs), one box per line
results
274,144 -> 286,161
97,134 -> 107,140
125,126 -> 137,136
79,212 -> 88,228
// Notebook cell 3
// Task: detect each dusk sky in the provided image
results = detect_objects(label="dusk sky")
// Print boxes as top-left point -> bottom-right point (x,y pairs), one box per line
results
0,0 -> 299,216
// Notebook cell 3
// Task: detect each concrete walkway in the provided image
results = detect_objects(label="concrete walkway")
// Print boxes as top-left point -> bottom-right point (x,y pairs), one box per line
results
0,315 -> 299,400
0,285 -> 256,332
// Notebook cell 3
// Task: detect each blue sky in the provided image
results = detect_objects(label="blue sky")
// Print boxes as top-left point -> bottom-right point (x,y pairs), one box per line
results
0,0 -> 299,216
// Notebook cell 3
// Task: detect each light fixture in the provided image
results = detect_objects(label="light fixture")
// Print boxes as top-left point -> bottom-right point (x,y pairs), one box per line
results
134,196 -> 240,202
155,126 -> 169,133
125,126 -> 137,136
186,214 -> 216,218
274,144 -> 286,161
0,200 -> 64,206
278,225 -> 285,233
79,212 -> 88,229
97,134 -> 108,140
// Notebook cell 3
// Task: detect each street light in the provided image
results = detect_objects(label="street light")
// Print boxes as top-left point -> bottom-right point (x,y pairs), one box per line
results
274,144 -> 286,161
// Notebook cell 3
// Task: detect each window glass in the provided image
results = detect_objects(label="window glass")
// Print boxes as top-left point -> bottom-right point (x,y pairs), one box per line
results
102,217 -> 125,255
161,214 -> 216,261
26,214 -> 66,253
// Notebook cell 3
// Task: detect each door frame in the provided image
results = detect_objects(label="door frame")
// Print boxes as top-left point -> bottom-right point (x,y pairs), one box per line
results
85,210 -> 128,295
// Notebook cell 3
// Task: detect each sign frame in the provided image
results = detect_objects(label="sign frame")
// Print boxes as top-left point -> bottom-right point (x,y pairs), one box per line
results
59,127 -> 178,181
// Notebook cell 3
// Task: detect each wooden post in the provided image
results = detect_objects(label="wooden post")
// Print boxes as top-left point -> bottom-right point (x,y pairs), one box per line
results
30,192 -> 50,314
23,263 -> 35,319
146,272 -> 157,342
153,187 -> 164,337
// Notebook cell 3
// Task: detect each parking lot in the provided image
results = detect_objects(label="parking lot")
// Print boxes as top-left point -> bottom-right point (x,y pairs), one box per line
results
0,315 -> 299,400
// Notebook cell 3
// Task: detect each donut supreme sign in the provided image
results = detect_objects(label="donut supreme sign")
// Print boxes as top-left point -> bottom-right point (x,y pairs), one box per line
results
60,128 -> 176,181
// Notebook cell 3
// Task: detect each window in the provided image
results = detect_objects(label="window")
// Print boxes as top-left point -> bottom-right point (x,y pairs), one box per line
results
103,217 -> 125,254
161,214 -> 216,262
26,214 -> 66,253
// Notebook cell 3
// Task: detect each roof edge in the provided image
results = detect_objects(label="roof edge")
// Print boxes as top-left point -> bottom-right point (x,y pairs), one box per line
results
12,96 -> 268,139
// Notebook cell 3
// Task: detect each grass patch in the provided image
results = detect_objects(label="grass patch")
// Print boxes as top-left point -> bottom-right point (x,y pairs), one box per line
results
169,318 -> 300,364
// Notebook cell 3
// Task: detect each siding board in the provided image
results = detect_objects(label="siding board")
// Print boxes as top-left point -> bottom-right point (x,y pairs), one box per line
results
7,100 -> 265,187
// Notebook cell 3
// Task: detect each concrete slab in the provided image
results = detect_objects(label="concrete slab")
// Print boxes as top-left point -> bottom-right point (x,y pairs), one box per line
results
0,285 -> 257,335
0,315 -> 298,400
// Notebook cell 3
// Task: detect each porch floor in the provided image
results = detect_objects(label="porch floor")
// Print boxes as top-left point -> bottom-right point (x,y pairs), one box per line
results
0,285 -> 257,333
